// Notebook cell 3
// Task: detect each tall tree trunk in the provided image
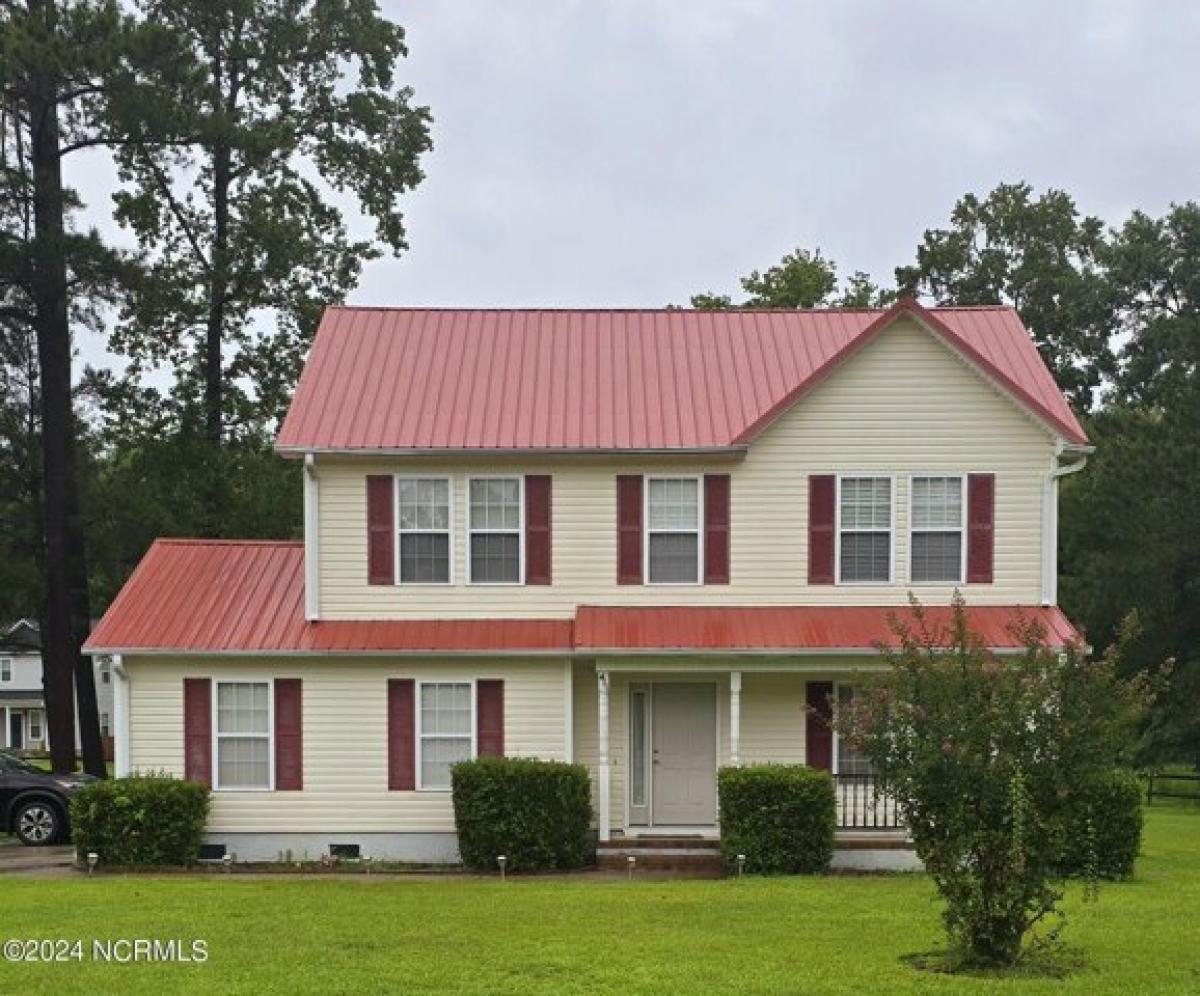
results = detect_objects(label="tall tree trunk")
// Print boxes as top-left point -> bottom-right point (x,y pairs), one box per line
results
26,0 -> 102,776
202,38 -> 230,533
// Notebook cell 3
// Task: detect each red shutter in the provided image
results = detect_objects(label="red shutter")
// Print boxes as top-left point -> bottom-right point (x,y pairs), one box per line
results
387,679 -> 415,791
616,475 -> 643,585
274,678 -> 303,791
367,475 -> 394,585
808,475 -> 836,584
967,473 -> 995,584
805,681 -> 834,772
476,679 -> 505,757
704,474 -> 731,584
524,475 -> 552,585
183,677 -> 212,787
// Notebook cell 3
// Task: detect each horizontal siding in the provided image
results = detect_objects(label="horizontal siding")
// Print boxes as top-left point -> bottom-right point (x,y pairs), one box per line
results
316,317 -> 1054,618
126,657 -> 569,834
740,673 -> 808,766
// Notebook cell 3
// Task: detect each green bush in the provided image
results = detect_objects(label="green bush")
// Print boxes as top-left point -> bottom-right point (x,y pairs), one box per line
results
451,757 -> 593,872
1057,768 -> 1144,879
717,764 -> 835,874
71,775 -> 209,867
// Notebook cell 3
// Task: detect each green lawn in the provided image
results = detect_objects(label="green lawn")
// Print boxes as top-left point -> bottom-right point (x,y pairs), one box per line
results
2,807 -> 1199,995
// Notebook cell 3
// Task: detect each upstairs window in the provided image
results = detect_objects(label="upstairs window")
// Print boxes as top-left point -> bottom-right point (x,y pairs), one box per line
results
646,477 -> 701,584
838,477 -> 892,583
910,475 -> 965,583
469,478 -> 522,584
0,658 -> 10,682
214,681 -> 272,790
397,478 -> 452,584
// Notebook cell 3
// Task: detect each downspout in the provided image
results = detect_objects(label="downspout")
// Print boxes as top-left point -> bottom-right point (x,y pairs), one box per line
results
304,453 -> 320,621
1041,440 -> 1093,606
112,655 -> 131,777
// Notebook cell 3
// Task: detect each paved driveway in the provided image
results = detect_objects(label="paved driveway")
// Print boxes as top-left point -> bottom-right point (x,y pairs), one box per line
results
0,836 -> 75,876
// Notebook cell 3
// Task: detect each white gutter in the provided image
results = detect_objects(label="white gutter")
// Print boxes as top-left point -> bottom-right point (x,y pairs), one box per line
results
1041,439 -> 1093,606
112,654 -> 131,777
304,454 -> 320,621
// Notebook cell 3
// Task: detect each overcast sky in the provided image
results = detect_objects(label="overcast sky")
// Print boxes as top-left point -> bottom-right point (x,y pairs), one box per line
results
72,0 -> 1200,370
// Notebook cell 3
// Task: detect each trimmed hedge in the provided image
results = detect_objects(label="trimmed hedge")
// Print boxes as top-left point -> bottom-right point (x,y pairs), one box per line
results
1057,767 -> 1144,879
452,757 -> 593,872
718,764 -> 835,874
71,775 -> 209,867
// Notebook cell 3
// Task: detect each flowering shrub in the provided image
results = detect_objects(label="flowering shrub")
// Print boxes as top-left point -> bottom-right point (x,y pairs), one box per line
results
833,595 -> 1152,968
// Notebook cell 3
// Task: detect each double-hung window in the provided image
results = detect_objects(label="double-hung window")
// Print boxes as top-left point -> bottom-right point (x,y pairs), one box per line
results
468,478 -> 522,583
28,709 -> 43,742
646,477 -> 702,584
397,478 -> 452,584
214,681 -> 272,790
0,658 -> 10,682
418,682 -> 474,790
835,685 -> 874,776
838,476 -> 892,583
910,475 -> 965,583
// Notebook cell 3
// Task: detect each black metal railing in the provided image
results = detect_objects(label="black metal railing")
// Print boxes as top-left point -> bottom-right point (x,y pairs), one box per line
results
834,774 -> 901,830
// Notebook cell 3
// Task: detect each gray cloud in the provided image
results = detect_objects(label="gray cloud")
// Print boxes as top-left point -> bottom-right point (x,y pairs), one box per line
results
70,0 -> 1200,372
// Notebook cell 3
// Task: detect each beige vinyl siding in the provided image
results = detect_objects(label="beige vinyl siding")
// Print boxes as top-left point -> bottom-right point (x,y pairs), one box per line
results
740,673 -> 808,766
315,317 -> 1055,619
125,657 -> 569,834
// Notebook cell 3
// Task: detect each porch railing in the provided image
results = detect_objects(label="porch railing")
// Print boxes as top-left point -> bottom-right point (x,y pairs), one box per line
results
834,774 -> 901,831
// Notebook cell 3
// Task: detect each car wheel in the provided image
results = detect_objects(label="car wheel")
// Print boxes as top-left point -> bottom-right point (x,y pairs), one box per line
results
14,800 -> 61,846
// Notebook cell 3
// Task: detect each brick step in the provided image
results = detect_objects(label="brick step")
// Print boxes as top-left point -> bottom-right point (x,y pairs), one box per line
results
596,850 -> 726,876
597,836 -> 720,851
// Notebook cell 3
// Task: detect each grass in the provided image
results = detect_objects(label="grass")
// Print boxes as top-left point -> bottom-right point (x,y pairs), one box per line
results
2,806 -> 1198,994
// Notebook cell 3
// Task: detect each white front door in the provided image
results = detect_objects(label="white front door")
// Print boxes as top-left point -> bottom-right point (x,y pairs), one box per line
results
651,683 -> 717,826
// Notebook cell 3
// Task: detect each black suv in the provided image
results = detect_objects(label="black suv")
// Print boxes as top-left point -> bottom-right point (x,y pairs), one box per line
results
0,750 -> 96,846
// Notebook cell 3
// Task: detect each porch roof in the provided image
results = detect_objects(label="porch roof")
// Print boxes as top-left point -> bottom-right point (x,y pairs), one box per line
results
573,605 -> 1081,654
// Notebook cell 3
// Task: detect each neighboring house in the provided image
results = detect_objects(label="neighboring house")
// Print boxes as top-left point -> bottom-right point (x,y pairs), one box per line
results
85,299 -> 1090,863
1,620 -> 115,755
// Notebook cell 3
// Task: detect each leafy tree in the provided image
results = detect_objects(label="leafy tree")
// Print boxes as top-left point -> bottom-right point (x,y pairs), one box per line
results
895,183 -> 1115,412
690,248 -> 885,309
1060,203 -> 1200,767
834,598 -> 1152,968
106,0 -> 432,527
0,0 -> 156,775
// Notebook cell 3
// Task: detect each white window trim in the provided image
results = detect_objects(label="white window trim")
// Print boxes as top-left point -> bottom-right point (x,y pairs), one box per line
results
0,658 -> 10,682
907,472 -> 968,586
394,474 -> 455,586
644,475 -> 705,586
212,678 -> 275,793
28,708 -> 43,742
834,473 -> 896,586
415,678 -> 477,792
466,476 -> 524,586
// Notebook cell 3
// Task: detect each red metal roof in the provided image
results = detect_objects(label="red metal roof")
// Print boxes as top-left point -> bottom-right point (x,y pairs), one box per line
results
86,540 -> 1081,655
276,299 -> 1087,453
84,540 -> 573,654
573,605 -> 1081,652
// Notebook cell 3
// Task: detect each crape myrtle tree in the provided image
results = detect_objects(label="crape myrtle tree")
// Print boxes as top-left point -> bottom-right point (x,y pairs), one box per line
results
833,596 -> 1153,968
106,0 -> 432,531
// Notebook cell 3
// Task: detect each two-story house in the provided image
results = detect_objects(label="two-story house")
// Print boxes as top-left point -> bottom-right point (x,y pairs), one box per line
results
85,299 -> 1090,864
2,620 -> 115,755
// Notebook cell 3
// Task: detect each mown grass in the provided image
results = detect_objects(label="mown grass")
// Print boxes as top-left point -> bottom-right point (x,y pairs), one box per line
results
1,805 -> 1198,995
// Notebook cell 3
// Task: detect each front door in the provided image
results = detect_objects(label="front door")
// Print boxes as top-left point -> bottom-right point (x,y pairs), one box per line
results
9,711 -> 24,750
651,683 -> 716,826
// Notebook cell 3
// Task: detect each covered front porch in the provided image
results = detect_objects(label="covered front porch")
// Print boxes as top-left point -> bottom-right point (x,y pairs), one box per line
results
573,660 -> 901,843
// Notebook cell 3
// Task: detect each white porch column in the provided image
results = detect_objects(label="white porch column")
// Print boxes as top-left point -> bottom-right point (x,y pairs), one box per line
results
113,656 -> 131,777
729,671 -> 742,767
596,669 -> 611,842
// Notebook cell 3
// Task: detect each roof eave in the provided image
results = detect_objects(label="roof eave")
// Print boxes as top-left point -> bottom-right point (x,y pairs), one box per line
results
274,444 -> 749,460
